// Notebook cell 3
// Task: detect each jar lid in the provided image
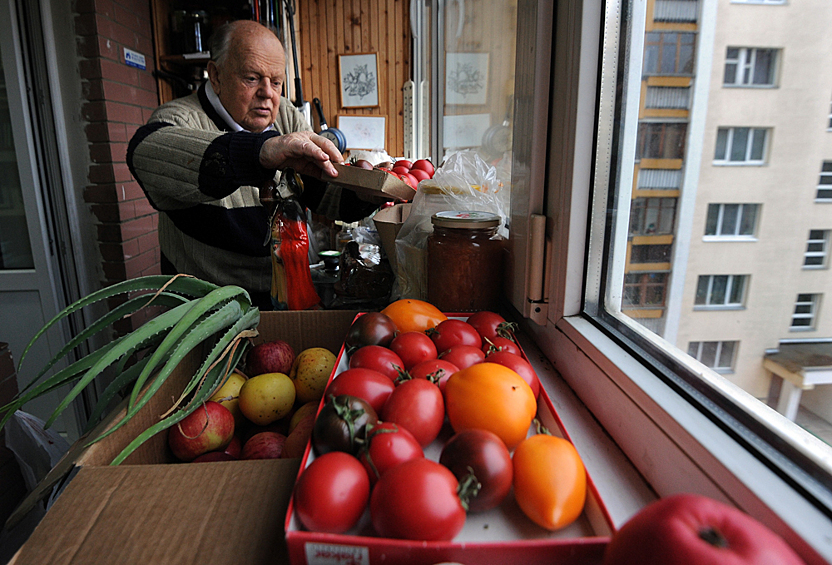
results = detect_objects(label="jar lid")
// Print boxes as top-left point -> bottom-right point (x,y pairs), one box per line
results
431,211 -> 501,229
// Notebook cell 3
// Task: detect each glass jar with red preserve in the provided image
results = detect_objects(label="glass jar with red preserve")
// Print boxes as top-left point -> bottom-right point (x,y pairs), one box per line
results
427,211 -> 504,312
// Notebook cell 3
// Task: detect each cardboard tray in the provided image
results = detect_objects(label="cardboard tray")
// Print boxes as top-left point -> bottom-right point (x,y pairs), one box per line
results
8,310 -> 359,565
284,315 -> 615,565
327,163 -> 416,202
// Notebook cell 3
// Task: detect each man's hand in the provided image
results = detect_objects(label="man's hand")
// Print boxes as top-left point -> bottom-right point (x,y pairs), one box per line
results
260,132 -> 344,178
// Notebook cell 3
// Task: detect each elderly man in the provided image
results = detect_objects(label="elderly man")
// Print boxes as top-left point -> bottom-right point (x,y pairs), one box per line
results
127,20 -> 376,308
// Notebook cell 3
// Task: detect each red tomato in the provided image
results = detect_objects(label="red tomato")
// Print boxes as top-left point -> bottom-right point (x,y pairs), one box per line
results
399,172 -> 418,189
430,319 -> 483,352
411,159 -> 435,177
345,312 -> 398,351
512,431 -> 586,531
381,299 -> 448,333
444,363 -> 537,450
409,358 -> 459,391
359,421 -> 424,485
370,458 -> 467,541
391,166 -> 411,176
439,429 -> 513,512
349,345 -> 404,381
394,159 -> 413,170
381,378 -> 445,446
466,311 -> 518,343
440,344 -> 486,369
293,451 -> 370,534
325,368 -> 396,414
485,350 -> 541,399
389,331 -> 438,370
482,336 -> 522,356
409,168 -> 431,182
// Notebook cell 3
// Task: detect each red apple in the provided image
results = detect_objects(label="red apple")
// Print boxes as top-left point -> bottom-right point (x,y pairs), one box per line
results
282,414 -> 315,458
411,159 -> 435,177
191,451 -> 236,463
603,493 -> 806,565
223,434 -> 242,459
168,401 -> 235,462
245,339 -> 296,376
242,431 -> 287,460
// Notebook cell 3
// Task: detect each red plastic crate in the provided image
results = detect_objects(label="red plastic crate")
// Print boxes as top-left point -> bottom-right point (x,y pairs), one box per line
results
285,314 -> 614,565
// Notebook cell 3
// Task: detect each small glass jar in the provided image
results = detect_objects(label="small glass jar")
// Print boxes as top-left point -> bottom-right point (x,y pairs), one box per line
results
427,211 -> 504,312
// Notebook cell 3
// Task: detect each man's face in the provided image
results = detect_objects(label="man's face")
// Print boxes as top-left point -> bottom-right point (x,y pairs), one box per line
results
209,29 -> 286,133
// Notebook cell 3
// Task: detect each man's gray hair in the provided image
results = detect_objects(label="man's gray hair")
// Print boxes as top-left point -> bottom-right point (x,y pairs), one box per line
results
210,21 -> 280,67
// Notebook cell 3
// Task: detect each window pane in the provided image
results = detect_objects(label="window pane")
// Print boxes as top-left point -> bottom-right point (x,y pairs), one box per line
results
721,204 -> 739,235
718,341 -> 736,367
729,275 -> 745,304
695,276 -> 709,304
730,128 -> 749,161
715,128 -> 728,160
739,204 -> 757,235
705,204 -> 719,235
750,128 -> 766,160
753,49 -> 774,84
711,275 -> 728,304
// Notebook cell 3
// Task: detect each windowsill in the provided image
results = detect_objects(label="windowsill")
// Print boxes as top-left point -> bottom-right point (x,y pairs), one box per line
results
722,84 -> 778,89
789,326 -> 816,332
702,235 -> 758,242
526,315 -> 832,561
712,161 -> 766,166
693,304 -> 745,311
802,265 -> 828,270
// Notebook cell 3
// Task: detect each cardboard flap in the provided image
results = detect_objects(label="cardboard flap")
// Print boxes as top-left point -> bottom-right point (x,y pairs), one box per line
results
11,459 -> 300,565
327,163 -> 416,201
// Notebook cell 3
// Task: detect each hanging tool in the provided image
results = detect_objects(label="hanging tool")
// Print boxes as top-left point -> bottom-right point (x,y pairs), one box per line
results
313,98 -> 347,153
284,0 -> 311,125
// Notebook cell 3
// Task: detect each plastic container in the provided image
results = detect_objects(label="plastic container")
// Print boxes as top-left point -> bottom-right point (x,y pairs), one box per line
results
427,211 -> 504,312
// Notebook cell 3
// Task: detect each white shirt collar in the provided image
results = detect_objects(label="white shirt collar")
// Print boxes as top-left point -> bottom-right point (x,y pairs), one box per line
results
204,81 -> 275,133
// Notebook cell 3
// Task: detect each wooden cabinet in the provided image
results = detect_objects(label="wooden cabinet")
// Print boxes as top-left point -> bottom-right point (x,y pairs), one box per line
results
149,0 -> 411,157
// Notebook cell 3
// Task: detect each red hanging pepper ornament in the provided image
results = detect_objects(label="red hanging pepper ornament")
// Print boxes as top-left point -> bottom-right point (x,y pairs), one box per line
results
270,171 -> 321,311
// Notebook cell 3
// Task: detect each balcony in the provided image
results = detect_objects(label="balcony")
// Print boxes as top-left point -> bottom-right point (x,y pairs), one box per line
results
654,0 -> 698,23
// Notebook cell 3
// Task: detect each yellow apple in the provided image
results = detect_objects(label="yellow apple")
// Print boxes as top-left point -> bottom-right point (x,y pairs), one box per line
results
238,372 -> 296,425
209,371 -> 247,425
289,347 -> 337,404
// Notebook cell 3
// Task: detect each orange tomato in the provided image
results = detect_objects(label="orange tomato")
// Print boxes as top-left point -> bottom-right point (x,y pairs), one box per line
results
512,431 -> 586,530
443,362 -> 536,450
380,299 -> 447,334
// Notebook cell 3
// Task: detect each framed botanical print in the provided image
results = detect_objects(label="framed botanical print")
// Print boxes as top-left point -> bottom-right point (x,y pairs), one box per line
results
338,53 -> 380,108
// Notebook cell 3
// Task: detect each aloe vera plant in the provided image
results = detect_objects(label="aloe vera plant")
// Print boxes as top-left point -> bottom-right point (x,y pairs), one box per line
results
0,274 -> 261,465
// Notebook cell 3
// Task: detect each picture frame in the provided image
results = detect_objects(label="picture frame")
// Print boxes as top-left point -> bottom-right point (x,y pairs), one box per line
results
443,113 -> 492,148
338,53 -> 380,108
445,53 -> 489,105
337,115 -> 386,150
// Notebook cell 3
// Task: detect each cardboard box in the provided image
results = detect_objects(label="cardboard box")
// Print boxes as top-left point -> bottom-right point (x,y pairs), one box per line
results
284,323 -> 615,565
329,163 -> 416,202
8,310 -> 359,565
372,203 -> 411,271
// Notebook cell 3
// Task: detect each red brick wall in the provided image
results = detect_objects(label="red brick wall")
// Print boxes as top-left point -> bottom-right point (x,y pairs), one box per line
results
75,0 -> 161,332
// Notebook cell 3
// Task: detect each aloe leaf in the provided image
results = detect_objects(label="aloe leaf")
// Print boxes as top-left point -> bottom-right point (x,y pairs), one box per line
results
17,275 -> 218,374
108,340 -> 248,466
41,300 -> 198,429
126,286 -> 251,411
21,292 -> 192,395
93,300 -> 246,443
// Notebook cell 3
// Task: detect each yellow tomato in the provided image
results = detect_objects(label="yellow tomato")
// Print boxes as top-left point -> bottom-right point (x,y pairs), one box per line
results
443,362 -> 536,450
512,432 -> 586,530
381,299 -> 447,334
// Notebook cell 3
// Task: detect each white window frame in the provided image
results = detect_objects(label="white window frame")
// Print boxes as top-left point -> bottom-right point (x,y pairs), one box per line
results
703,203 -> 759,240
723,47 -> 778,87
688,340 -> 738,373
804,230 -> 829,269
816,161 -> 832,201
515,0 -> 832,561
731,0 -> 786,4
713,127 -> 769,165
790,294 -> 820,330
694,274 -> 748,308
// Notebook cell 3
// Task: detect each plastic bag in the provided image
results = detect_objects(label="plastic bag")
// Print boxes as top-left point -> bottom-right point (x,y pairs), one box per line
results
393,150 -> 510,300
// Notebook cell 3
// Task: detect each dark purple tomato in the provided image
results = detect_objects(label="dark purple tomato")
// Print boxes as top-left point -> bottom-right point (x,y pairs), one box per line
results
345,312 -> 398,353
312,394 -> 378,455
439,428 -> 513,512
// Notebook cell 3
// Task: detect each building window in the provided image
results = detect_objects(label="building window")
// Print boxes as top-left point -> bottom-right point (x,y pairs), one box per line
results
623,272 -> 668,307
645,86 -> 691,110
695,274 -> 747,308
704,203 -> 759,237
637,168 -> 683,190
714,127 -> 768,164
653,0 -> 698,23
790,294 -> 820,330
630,244 -> 672,263
637,123 -> 688,159
817,161 -> 832,200
643,32 -> 695,75
724,48 -> 777,87
687,341 -> 738,372
804,230 -> 829,268
630,197 -> 677,235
